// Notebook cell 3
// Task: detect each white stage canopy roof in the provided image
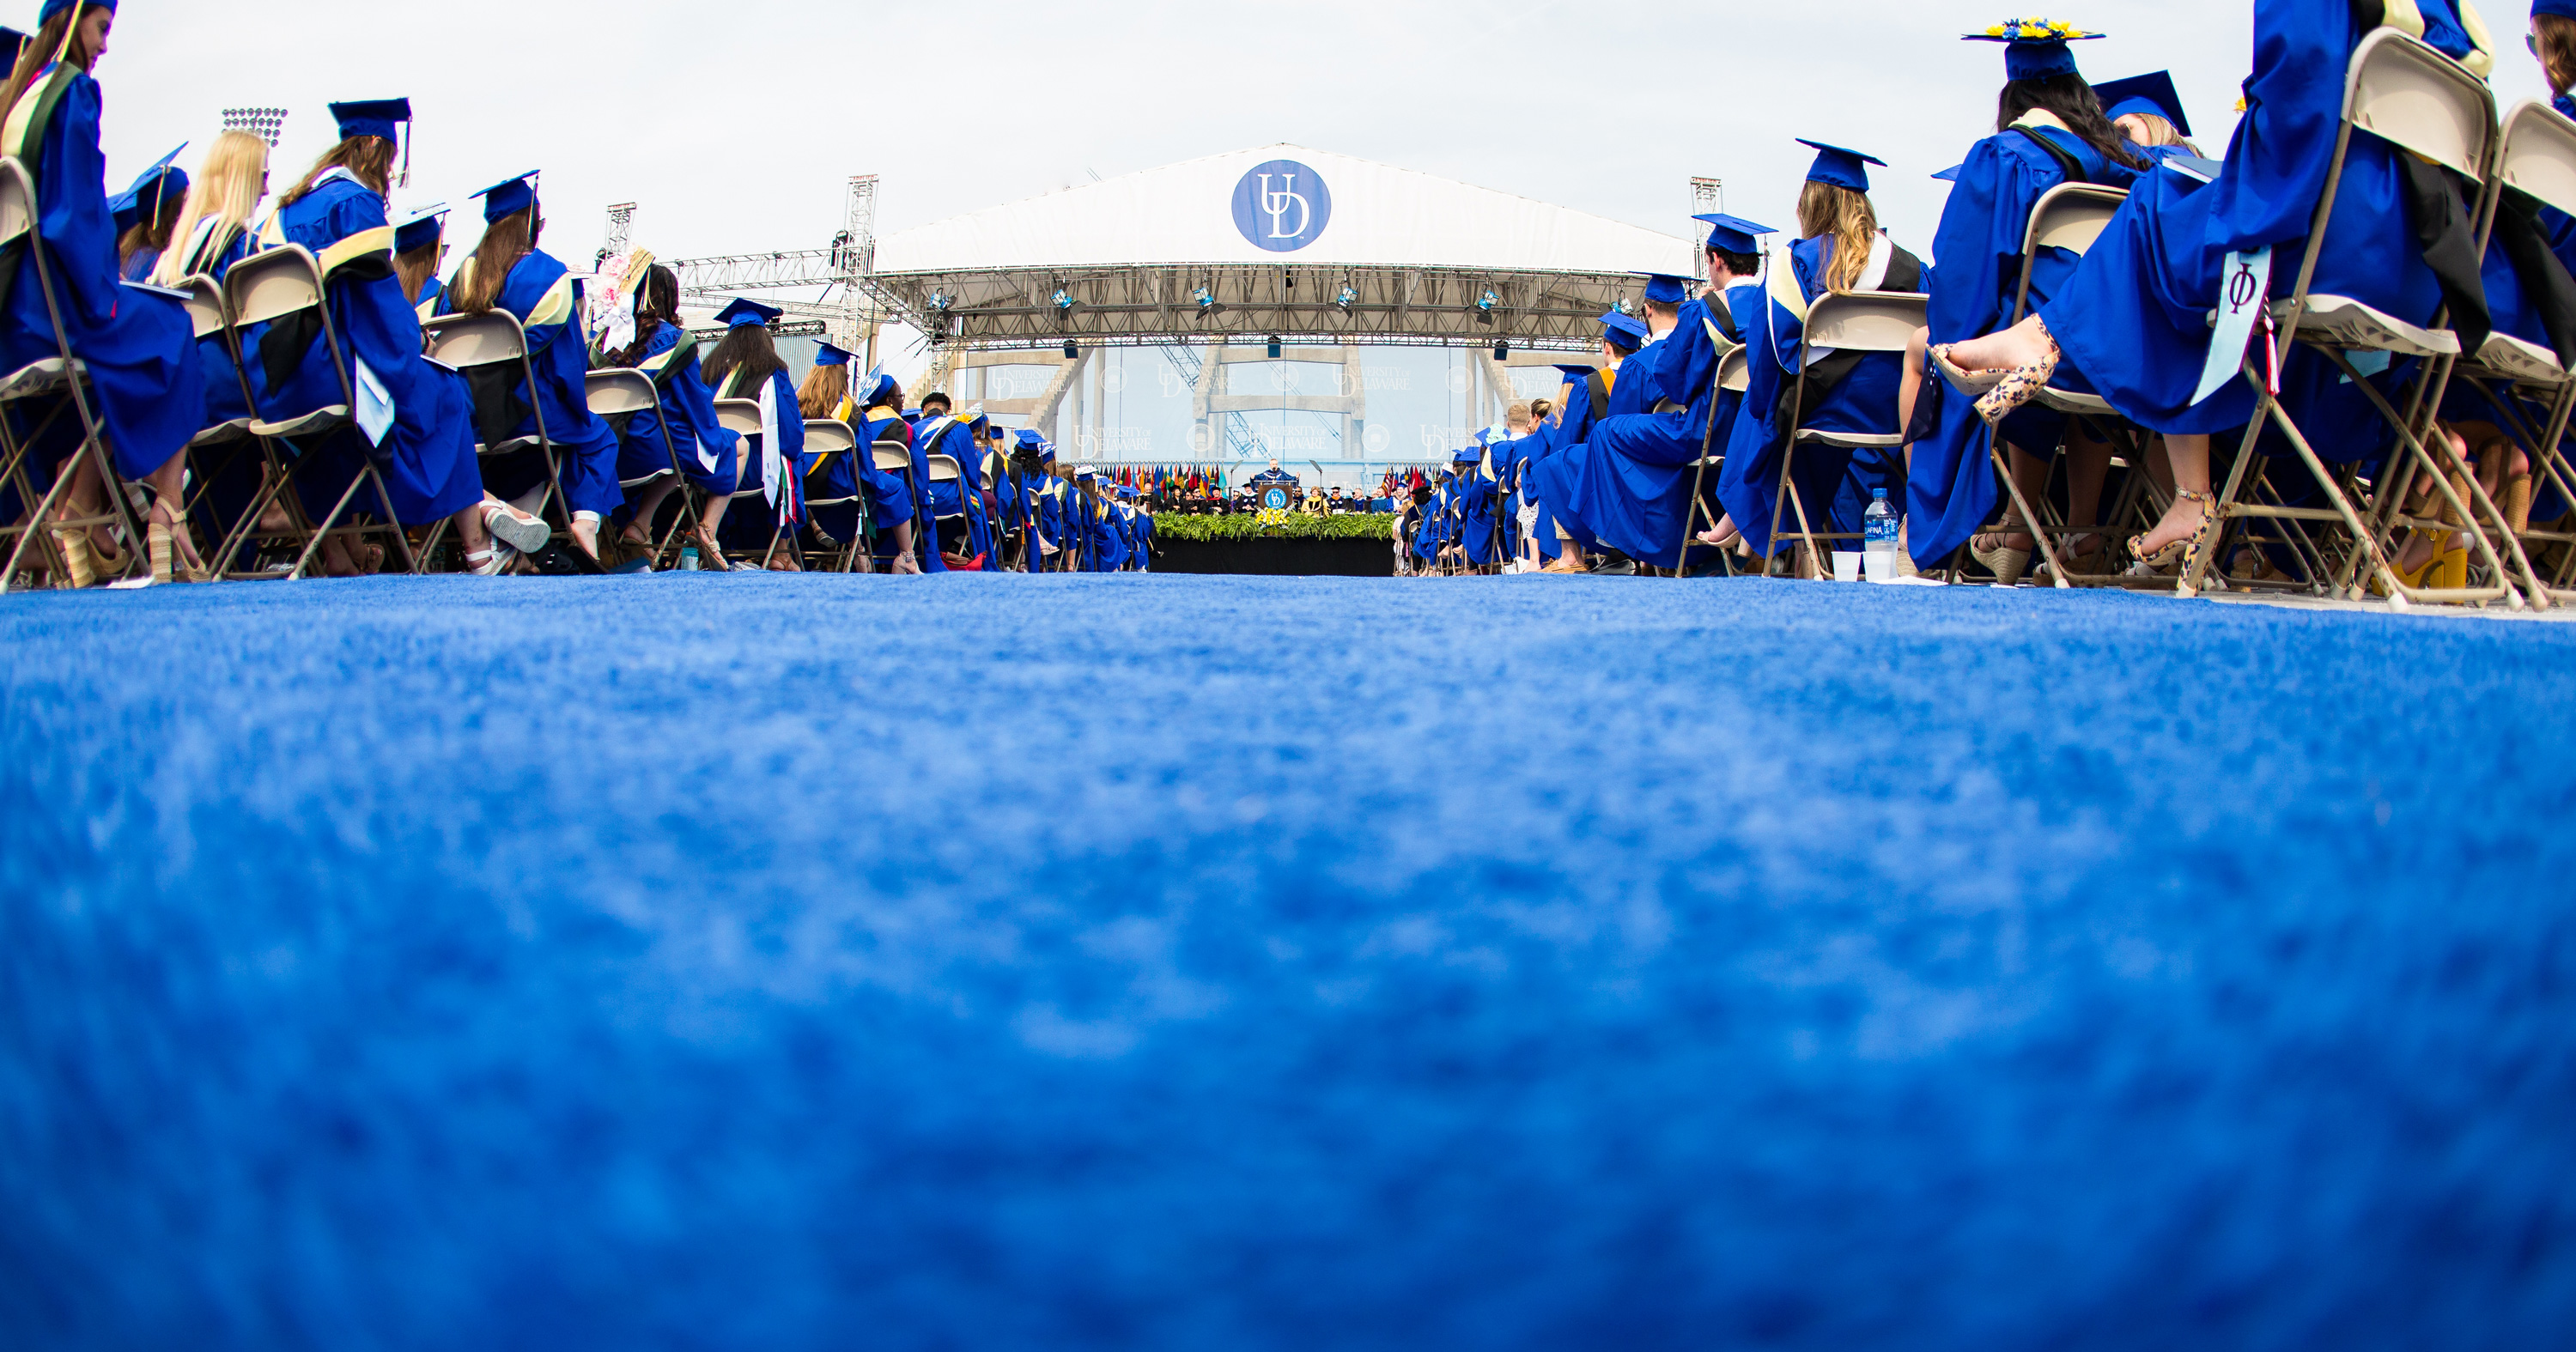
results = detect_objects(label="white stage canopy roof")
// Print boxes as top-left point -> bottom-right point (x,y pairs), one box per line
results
875,144 -> 1689,275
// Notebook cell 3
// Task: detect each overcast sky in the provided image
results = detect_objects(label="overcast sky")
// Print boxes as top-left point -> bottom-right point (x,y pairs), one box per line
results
90,1 -> 2559,269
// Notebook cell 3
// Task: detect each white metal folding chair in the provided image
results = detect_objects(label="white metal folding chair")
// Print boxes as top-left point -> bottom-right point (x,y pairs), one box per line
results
588,367 -> 696,570
222,244 -> 417,579
1672,345 -> 1750,575
925,451 -> 977,566
174,273 -> 307,579
2190,28 -> 2517,607
2449,98 -> 2576,604
1764,289 -> 1929,574
0,157 -> 145,589
799,418 -> 862,572
870,440 -> 927,570
421,310 -> 562,566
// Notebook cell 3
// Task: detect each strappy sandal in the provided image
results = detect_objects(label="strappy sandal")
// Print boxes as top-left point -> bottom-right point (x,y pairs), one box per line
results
465,543 -> 519,576
2129,488 -> 2215,572
1971,524 -> 2033,586
48,525 -> 97,589
1931,344 -> 2012,397
1973,332 -> 2063,427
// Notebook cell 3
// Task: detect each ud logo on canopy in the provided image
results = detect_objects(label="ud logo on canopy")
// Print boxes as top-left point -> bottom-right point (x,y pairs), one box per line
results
1231,159 -> 1333,253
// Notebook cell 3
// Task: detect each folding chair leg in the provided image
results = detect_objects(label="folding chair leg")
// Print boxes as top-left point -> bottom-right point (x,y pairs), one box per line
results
1989,429 -> 2071,589
289,470 -> 378,581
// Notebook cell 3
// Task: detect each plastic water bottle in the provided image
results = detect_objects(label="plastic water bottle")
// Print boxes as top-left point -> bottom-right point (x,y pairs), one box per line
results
1863,489 -> 1899,583
679,545 -> 700,572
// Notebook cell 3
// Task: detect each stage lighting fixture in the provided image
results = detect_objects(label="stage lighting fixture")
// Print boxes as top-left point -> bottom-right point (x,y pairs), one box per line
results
1063,341 -> 1079,360
1474,288 -> 1498,325
1267,336 -> 1283,360
928,291 -> 951,312
1493,341 -> 1510,361
1053,288 -> 1075,313
1335,284 -> 1357,313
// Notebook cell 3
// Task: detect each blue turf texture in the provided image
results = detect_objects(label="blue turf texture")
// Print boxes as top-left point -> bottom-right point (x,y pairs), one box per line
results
3,574 -> 2573,1348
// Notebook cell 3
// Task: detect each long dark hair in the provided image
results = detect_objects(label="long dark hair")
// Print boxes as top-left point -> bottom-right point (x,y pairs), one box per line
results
701,323 -> 784,399
451,206 -> 535,316
1998,74 -> 2146,173
0,7 -> 100,122
115,187 -> 184,268
605,264 -> 679,368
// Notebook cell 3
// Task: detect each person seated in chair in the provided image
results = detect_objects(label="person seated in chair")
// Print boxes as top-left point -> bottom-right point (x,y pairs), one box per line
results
601,264 -> 740,571
698,299 -> 808,572
1537,312 -> 1645,573
1718,138 -> 1925,578
109,142 -> 183,282
439,169 -> 623,568
245,99 -> 536,579
0,1 -> 205,586
843,372 -> 928,574
1936,0 -> 2499,586
1910,22 -> 2151,585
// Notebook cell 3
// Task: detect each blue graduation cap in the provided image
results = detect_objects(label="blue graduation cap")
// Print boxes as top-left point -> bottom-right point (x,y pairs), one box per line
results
2543,0 -> 2576,18
393,204 -> 447,255
1692,212 -> 1777,255
0,27 -> 27,57
1931,165 -> 1963,183
1598,309 -> 1649,348
330,98 -> 410,144
858,370 -> 900,407
471,170 -> 540,223
1962,19 -> 2104,82
2093,70 -> 2192,138
1798,139 -> 1886,193
1552,363 -> 1598,383
1450,446 -> 1480,464
36,0 -> 100,26
813,341 -> 855,367
714,298 -> 781,330
1635,272 -> 1694,305
108,143 -> 186,233
330,99 -> 413,186
1013,429 -> 1046,451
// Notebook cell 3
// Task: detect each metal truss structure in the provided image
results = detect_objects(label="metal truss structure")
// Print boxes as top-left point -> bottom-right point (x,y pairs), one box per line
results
878,263 -> 1643,355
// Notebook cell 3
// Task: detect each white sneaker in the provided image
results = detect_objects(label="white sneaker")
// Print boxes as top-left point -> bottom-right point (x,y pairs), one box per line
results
481,503 -> 551,554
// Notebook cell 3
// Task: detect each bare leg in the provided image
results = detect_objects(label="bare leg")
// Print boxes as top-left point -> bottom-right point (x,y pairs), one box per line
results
1899,326 -> 1928,474
1943,315 -> 2054,375
2063,425 -> 2112,561
2133,433 -> 2211,556
624,476 -> 681,547
890,521 -> 923,574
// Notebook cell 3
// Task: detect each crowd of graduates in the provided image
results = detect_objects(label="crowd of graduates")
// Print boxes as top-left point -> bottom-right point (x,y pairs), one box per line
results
6,0 -> 2575,602
1387,1 -> 2576,603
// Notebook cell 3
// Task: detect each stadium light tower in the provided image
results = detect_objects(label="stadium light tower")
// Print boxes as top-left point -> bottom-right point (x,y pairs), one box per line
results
1689,177 -> 1723,275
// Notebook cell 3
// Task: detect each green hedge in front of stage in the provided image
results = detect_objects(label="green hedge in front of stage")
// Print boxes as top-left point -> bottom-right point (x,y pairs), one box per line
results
1152,512 -> 1396,543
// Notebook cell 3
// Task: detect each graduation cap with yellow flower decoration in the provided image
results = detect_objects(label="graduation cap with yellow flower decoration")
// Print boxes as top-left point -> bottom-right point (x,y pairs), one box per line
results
1963,17 -> 2105,82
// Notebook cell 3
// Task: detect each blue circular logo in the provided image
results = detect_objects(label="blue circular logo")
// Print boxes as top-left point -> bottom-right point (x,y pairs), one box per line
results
1262,486 -> 1292,512
1231,160 -> 1332,253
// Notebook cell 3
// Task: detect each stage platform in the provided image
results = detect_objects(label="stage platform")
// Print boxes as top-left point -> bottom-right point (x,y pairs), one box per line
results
5,574 -> 2572,1347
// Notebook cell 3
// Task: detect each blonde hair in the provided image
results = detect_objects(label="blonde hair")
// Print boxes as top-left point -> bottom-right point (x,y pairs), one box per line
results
1505,399 -> 1533,426
149,130 -> 267,288
797,362 -> 848,420
449,209 -> 533,316
1796,180 -> 1880,294
2117,112 -> 2203,156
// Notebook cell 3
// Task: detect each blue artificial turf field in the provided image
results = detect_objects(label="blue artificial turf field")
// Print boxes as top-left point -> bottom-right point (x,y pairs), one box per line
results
3,573 -> 2573,1349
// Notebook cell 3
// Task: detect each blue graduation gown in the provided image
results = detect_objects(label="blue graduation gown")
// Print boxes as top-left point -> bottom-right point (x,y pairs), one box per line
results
246,172 -> 483,525
0,66 -> 202,480
1133,507 -> 1155,571
613,323 -> 738,497
858,407 -> 945,571
1911,121 -> 2135,567
719,367 -> 805,535
437,246 -> 621,518
919,416 -> 993,563
1526,375 -> 1602,561
1717,235 -> 1911,558
2038,0 -> 2475,436
1453,462 -> 1499,565
1555,288 -> 1758,569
